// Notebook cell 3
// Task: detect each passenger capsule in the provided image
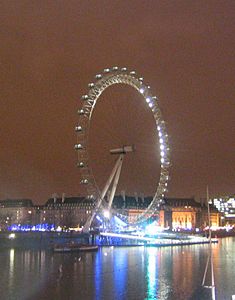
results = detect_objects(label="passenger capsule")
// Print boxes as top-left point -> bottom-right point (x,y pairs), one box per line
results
139,87 -> 145,94
103,68 -> 110,73
81,95 -> 89,101
75,125 -> 82,132
88,83 -> 95,88
95,74 -> 102,79
81,179 -> 88,184
78,109 -> 85,115
146,97 -> 151,103
74,144 -> 83,150
77,162 -> 85,168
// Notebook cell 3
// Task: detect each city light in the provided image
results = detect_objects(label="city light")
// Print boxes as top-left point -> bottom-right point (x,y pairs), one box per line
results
103,210 -> 110,219
146,97 -> 151,103
7,223 -> 55,232
213,197 -> 235,220
96,215 -> 103,223
8,233 -> 15,239
145,222 -> 163,236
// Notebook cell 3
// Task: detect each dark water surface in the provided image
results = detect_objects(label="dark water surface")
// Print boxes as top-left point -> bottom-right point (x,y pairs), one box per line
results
1,237 -> 235,300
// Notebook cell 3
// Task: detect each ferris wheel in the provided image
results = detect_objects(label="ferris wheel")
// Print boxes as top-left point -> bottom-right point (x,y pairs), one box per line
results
75,67 -> 170,231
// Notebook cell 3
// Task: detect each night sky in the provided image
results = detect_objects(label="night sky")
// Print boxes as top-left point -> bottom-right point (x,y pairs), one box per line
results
0,1 -> 235,204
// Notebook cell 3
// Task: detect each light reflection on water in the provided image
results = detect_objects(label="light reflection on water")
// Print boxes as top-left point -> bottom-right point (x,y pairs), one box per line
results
146,248 -> 158,300
0,237 -> 234,300
9,248 -> 15,291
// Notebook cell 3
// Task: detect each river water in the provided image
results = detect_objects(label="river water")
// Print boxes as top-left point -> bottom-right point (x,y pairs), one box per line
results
0,237 -> 234,300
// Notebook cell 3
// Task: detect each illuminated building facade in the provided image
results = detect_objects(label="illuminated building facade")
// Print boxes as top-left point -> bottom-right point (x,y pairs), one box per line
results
160,198 -> 221,230
113,196 -> 221,230
0,195 -> 221,230
197,204 -> 221,228
0,197 -> 95,230
159,198 -> 201,230
212,196 -> 235,225
0,199 -> 34,229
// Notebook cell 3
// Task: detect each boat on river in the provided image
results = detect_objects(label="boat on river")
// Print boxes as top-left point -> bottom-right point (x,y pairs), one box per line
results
53,243 -> 98,253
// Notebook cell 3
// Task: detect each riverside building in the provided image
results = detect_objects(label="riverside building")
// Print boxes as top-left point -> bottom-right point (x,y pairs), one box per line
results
211,195 -> 235,225
0,195 -> 221,230
113,196 -> 221,230
41,196 -> 95,228
0,199 -> 34,230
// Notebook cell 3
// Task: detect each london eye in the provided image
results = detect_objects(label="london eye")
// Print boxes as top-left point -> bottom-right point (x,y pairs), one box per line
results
75,67 -> 170,231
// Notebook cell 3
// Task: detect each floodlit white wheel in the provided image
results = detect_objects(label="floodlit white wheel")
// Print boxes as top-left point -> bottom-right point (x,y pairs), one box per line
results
75,67 -> 170,225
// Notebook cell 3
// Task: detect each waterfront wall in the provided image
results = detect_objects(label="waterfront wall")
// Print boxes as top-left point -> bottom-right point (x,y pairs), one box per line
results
0,231 -> 89,249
